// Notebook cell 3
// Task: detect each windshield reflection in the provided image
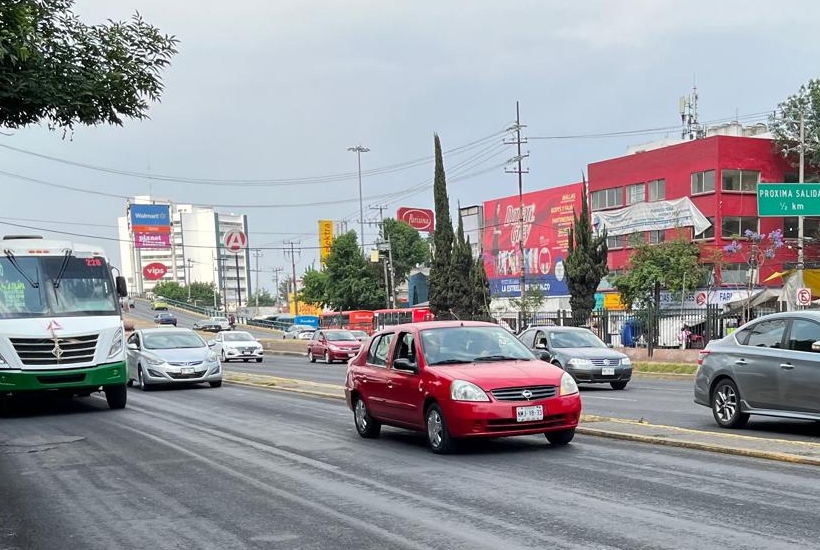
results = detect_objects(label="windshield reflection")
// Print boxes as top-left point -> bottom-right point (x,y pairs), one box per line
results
420,326 -> 534,365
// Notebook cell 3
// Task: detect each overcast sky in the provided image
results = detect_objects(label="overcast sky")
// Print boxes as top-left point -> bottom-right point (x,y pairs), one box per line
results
1,0 -> 817,290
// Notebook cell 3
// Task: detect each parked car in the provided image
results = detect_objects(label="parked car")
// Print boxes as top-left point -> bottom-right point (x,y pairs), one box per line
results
193,316 -> 231,332
153,312 -> 178,326
209,330 -> 264,363
350,330 -> 370,342
308,329 -> 362,363
151,299 -> 169,311
695,311 -> 820,429
517,326 -> 632,390
125,328 -> 222,390
283,324 -> 316,340
345,320 -> 582,454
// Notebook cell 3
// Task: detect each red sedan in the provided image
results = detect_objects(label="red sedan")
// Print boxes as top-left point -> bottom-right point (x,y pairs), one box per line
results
308,329 -> 362,363
344,320 -> 582,454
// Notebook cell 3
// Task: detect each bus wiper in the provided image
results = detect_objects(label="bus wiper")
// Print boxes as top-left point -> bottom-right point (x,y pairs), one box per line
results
52,249 -> 73,289
3,249 -> 39,288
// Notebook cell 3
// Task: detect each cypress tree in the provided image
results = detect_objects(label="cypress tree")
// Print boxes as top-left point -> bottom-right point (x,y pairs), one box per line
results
471,255 -> 491,320
428,134 -> 455,316
565,175 -> 609,322
450,210 -> 474,319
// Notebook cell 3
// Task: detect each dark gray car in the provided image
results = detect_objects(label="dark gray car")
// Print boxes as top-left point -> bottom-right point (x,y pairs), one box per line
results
694,311 -> 820,429
518,326 -> 632,390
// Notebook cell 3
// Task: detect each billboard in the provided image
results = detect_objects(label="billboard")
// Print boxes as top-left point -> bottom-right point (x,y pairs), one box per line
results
134,232 -> 171,249
142,262 -> 168,280
397,207 -> 434,232
319,220 -> 334,264
482,183 -> 583,297
129,204 -> 171,234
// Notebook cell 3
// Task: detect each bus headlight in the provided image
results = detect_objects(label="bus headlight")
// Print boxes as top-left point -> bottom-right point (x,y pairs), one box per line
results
108,327 -> 124,358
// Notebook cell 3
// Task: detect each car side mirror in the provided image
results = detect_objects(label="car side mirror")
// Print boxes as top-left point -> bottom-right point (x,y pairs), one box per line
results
393,358 -> 419,374
537,351 -> 551,362
812,341 -> 820,352
207,340 -> 216,347
535,342 -> 547,350
127,343 -> 139,350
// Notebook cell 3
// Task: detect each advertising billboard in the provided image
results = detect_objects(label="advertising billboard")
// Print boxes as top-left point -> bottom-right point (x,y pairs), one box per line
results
129,204 -> 171,234
482,183 -> 583,297
318,220 -> 334,264
397,207 -> 434,232
134,232 -> 171,249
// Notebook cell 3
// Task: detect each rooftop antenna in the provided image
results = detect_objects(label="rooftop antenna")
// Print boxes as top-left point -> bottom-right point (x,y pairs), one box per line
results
679,78 -> 701,140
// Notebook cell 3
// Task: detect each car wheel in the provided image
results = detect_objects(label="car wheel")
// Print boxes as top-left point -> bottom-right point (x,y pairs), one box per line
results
545,428 -> 575,446
426,403 -> 456,454
138,366 -> 150,391
126,378 -> 134,387
324,350 -> 331,364
610,381 -> 628,390
711,378 -> 749,429
354,396 -> 381,438
209,381 -> 222,388
308,350 -> 316,363
105,384 -> 127,409
221,350 -> 229,363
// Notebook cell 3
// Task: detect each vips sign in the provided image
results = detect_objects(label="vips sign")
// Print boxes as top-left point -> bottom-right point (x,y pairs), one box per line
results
397,207 -> 434,232
134,232 -> 171,249
482,183 -> 583,298
318,220 -> 334,264
129,204 -> 171,234
142,262 -> 168,281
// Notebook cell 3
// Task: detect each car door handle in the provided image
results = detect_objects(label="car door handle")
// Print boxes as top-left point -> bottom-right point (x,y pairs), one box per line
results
386,381 -> 393,389
734,359 -> 747,365
780,363 -> 795,370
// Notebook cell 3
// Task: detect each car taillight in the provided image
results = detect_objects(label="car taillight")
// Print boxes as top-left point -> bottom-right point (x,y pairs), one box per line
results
697,350 -> 710,366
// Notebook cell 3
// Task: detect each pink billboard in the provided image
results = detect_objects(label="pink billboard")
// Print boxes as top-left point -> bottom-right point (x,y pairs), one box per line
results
134,232 -> 171,249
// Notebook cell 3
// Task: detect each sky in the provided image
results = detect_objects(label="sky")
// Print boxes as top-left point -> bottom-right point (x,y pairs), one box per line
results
2,0 -> 818,291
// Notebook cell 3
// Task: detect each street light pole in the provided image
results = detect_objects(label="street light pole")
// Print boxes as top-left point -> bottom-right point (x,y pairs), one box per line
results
348,145 -> 370,254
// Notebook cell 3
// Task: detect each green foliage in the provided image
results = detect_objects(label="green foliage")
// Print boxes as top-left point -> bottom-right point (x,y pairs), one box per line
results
322,231 -> 384,310
151,281 -> 219,306
187,281 -> 218,305
449,212 -> 474,319
509,283 -> 545,326
565,180 -> 609,320
769,78 -> 820,169
151,281 -> 185,301
0,0 -> 178,132
382,218 -> 431,284
470,257 -> 491,319
428,133 -> 455,316
248,289 -> 277,306
298,267 -> 328,307
613,236 -> 706,309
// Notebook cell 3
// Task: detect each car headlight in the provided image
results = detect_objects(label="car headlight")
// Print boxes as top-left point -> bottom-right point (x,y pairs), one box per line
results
451,380 -> 490,402
621,357 -> 632,366
559,371 -> 579,396
567,358 -> 593,367
108,327 -> 124,358
207,352 -> 219,363
144,355 -> 165,366
327,344 -> 339,351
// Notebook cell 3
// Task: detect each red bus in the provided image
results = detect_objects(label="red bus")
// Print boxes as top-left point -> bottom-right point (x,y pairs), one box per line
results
320,310 -> 374,332
372,306 -> 433,331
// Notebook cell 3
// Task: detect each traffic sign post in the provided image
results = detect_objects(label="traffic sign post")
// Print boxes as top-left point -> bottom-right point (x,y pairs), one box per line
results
222,229 -> 247,311
757,183 -> 820,216
796,287 -> 812,307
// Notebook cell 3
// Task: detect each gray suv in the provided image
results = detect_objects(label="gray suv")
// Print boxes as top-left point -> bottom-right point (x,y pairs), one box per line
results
694,311 -> 820,428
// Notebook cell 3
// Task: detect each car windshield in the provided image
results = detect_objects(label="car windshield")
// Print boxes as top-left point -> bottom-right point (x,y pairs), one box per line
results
325,330 -> 357,341
289,325 -> 313,332
549,330 -> 607,348
143,331 -> 205,350
420,326 -> 534,365
224,332 -> 254,342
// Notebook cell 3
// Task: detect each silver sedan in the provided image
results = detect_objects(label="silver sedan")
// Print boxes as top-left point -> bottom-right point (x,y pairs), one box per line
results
208,330 -> 264,363
125,328 -> 222,390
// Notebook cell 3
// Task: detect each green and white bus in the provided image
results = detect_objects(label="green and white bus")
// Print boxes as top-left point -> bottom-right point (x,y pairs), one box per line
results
0,235 -> 129,409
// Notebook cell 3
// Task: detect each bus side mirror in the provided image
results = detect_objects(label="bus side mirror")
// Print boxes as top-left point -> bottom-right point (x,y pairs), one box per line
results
116,276 -> 128,298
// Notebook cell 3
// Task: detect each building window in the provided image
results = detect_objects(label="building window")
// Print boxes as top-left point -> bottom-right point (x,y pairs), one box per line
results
591,187 -> 623,210
626,183 -> 645,205
694,217 -> 715,240
606,235 -> 623,250
721,216 -> 758,239
721,263 -> 750,285
722,169 -> 760,192
648,179 -> 666,202
691,170 -> 716,195
784,217 -> 820,240
647,230 -> 665,244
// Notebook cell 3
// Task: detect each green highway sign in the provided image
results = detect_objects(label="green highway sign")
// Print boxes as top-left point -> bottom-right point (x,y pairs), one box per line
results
757,183 -> 820,216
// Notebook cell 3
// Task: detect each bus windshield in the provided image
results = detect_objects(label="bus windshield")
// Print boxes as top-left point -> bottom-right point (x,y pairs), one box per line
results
0,255 -> 119,319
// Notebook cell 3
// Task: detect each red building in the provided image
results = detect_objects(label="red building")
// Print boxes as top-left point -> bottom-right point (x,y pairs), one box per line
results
586,132 -> 818,286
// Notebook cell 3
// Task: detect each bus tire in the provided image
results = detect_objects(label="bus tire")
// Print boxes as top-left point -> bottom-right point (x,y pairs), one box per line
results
105,384 -> 127,410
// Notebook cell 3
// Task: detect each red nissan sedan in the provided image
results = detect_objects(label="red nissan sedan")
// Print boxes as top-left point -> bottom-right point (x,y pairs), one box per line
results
344,320 -> 582,454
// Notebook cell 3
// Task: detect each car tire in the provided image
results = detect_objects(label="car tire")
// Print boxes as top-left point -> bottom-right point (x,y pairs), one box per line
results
426,403 -> 456,454
138,366 -> 150,392
354,396 -> 381,438
126,378 -> 134,387
711,378 -> 749,429
209,381 -> 222,388
610,381 -> 628,390
256,358 -> 263,363
105,384 -> 127,409
308,350 -> 316,363
545,428 -> 575,446
324,350 -> 331,364
221,350 -> 229,363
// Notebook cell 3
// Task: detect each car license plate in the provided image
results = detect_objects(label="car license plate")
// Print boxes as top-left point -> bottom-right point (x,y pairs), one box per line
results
602,367 -> 615,376
243,351 -> 252,355
516,405 -> 543,422
181,367 -> 195,375
348,352 -> 355,357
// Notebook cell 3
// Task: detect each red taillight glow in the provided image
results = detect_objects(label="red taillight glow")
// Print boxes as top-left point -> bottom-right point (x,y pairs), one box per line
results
697,350 -> 710,366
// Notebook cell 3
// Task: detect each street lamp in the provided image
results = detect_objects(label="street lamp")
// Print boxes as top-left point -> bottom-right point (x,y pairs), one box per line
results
347,145 -> 369,254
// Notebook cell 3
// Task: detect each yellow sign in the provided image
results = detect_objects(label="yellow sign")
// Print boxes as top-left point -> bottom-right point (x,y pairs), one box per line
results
603,293 -> 626,311
288,293 -> 322,315
319,220 -> 334,264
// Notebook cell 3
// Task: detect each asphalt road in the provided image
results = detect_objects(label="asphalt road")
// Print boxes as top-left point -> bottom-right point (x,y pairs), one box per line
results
2,384 -> 820,549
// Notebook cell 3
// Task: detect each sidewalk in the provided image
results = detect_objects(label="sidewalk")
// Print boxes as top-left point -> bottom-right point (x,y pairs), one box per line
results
224,372 -> 820,467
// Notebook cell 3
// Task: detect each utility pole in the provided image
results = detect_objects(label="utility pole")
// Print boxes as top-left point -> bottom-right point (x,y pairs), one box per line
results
798,109 -> 806,288
272,267 -> 284,309
284,241 -> 301,316
505,101 -> 529,311
252,249 -> 263,314
186,258 -> 193,301
370,204 -> 395,308
348,145 -> 370,254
